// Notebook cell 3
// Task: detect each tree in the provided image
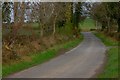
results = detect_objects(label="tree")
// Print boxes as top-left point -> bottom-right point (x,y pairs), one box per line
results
31,2 -> 56,36
106,2 -> 120,32
31,2 -> 72,36
91,3 -> 108,31
90,2 -> 120,40
73,2 -> 82,37
2,2 -> 13,23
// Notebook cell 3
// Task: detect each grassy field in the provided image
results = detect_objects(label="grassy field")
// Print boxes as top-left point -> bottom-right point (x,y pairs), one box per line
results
79,18 -> 96,31
2,34 -> 83,77
94,32 -> 118,78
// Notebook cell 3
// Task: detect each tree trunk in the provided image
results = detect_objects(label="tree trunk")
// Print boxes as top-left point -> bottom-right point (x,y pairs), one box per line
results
117,18 -> 120,32
20,2 -> 25,24
53,15 -> 57,35
13,2 -> 18,35
101,24 -> 105,31
96,21 -> 98,30
107,17 -> 110,33
40,24 -> 44,37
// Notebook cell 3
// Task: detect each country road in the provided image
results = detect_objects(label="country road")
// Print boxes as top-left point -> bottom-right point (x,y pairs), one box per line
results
7,32 -> 107,78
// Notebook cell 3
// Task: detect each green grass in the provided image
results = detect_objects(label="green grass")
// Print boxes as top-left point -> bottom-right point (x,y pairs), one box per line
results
2,34 -> 83,77
24,23 -> 39,29
94,32 -> 118,46
98,48 -> 118,78
31,23 -> 39,28
94,32 -> 118,78
79,18 -> 96,31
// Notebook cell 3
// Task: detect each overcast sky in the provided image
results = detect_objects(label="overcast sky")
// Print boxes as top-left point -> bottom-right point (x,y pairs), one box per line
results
1,0 -> 120,2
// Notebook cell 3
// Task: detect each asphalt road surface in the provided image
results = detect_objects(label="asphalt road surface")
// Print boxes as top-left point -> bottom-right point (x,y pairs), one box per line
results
7,32 -> 106,78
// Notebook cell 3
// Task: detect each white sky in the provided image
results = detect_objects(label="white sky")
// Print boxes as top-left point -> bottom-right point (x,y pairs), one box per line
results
1,0 -> 120,2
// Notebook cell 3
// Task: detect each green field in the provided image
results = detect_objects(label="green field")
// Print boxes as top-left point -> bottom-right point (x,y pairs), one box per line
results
79,18 -> 96,31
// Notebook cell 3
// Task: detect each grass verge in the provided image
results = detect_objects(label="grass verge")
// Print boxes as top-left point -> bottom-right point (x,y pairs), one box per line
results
98,48 -> 118,78
2,34 -> 83,77
94,32 -> 118,46
94,32 -> 118,78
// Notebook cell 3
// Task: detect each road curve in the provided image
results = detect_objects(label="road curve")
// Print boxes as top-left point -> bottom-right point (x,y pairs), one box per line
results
7,32 -> 106,78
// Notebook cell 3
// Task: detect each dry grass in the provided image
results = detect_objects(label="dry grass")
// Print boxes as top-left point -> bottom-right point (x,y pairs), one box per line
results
2,30 -> 72,65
